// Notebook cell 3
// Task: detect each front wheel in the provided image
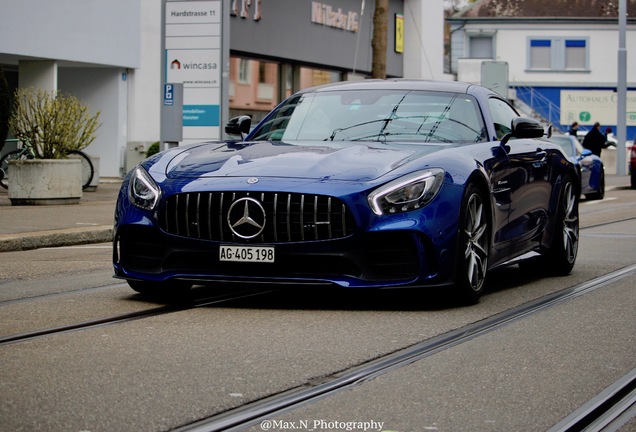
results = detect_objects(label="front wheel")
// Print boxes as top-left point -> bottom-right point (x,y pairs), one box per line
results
585,168 -> 605,200
453,184 -> 490,305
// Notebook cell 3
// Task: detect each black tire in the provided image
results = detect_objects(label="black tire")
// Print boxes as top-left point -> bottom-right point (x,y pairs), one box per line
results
631,169 -> 636,190
67,150 -> 94,189
453,183 -> 490,305
127,279 -> 192,298
585,168 -> 605,200
0,150 -> 32,189
546,177 -> 579,275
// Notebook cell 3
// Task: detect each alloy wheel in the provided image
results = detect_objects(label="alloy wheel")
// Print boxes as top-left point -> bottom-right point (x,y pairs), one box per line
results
463,192 -> 488,291
561,181 -> 579,264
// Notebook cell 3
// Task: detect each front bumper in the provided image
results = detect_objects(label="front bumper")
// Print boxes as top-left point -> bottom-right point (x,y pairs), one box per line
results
113,224 -> 447,289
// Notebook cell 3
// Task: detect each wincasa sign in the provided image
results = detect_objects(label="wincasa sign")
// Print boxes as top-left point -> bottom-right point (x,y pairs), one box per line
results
311,1 -> 360,32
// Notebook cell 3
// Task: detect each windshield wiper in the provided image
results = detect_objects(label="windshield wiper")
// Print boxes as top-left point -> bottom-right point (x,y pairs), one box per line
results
375,131 -> 453,143
327,93 -> 411,142
421,94 -> 457,141
377,92 -> 409,137
326,119 -> 392,141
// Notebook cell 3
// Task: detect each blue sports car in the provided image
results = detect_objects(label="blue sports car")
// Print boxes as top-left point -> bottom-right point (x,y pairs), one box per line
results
549,134 -> 605,200
113,80 -> 579,304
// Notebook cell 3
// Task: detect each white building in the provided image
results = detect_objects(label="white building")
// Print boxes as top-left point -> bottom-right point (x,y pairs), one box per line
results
0,0 -> 139,178
447,0 -> 636,140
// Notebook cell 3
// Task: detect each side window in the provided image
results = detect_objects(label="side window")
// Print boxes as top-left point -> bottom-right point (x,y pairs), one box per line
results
488,98 -> 519,140
251,95 -> 303,140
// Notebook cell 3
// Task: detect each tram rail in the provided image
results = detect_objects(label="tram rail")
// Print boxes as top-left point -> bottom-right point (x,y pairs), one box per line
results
171,264 -> 636,432
0,288 -> 273,346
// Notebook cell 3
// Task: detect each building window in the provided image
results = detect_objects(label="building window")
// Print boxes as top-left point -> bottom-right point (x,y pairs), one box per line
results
238,59 -> 251,84
469,35 -> 494,59
528,37 -> 588,71
530,40 -> 551,69
229,57 -> 345,123
299,67 -> 341,88
565,40 -> 586,69
256,61 -> 276,102
258,62 -> 267,84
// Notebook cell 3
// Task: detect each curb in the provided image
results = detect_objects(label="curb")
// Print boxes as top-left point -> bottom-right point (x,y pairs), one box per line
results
0,226 -> 113,253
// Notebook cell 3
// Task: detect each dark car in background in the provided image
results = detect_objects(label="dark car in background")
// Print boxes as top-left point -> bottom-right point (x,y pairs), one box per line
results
550,133 -> 605,200
113,80 -> 579,305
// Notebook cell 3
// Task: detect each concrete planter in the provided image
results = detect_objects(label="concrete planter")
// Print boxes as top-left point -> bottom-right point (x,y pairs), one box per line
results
8,159 -> 82,205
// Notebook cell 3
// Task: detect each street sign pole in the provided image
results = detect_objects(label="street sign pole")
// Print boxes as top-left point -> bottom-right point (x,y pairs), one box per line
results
616,0 -> 627,176
161,0 -> 226,145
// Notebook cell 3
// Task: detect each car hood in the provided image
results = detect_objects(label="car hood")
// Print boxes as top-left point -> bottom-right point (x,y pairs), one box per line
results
161,141 -> 447,182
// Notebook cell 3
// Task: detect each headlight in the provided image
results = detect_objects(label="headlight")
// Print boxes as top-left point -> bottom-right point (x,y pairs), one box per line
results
368,169 -> 445,215
128,166 -> 161,210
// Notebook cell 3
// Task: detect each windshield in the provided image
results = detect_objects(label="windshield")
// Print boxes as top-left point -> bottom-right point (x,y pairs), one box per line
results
250,89 -> 488,144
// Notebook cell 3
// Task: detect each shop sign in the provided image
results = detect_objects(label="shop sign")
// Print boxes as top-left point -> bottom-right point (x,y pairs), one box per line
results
395,13 -> 404,53
164,0 -> 225,140
560,90 -> 636,126
311,1 -> 360,33
230,0 -> 262,21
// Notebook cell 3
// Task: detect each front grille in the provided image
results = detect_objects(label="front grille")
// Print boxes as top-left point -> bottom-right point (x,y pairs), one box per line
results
159,192 -> 356,243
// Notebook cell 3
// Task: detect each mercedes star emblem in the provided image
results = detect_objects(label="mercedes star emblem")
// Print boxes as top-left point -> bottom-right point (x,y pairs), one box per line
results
227,197 -> 266,239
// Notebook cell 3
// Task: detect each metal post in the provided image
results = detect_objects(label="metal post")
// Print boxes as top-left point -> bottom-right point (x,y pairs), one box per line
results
221,0 -> 230,140
616,0 -> 627,176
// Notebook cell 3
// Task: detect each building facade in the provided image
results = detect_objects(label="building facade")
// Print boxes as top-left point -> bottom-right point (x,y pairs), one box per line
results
0,0 -> 139,178
1,0 -> 446,178
447,0 -> 636,141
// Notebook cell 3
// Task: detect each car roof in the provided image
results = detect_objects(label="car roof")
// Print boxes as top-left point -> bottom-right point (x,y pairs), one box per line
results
299,79 -> 496,98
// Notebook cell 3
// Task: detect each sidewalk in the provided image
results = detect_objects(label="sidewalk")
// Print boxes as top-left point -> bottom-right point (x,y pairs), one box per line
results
0,180 -> 121,252
0,174 -> 632,253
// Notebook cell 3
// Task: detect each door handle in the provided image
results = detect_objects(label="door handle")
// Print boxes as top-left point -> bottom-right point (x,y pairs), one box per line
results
534,149 -> 548,168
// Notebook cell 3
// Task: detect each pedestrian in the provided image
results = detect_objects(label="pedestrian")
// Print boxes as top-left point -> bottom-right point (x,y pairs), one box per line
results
582,122 -> 610,157
568,121 -> 579,136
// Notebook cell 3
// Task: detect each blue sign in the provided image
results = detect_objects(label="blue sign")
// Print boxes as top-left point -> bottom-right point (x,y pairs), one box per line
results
183,105 -> 220,127
164,84 -> 174,106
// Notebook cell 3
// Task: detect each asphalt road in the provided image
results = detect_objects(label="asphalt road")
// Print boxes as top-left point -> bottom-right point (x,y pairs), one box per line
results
0,184 -> 634,432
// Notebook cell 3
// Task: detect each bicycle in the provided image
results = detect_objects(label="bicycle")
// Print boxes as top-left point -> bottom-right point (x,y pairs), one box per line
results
0,138 -> 94,190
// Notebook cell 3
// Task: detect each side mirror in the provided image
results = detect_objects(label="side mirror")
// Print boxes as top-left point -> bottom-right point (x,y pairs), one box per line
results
501,117 -> 544,146
511,117 -> 545,138
225,115 -> 252,140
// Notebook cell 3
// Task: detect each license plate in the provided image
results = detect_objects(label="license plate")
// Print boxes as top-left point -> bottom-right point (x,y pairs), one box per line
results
219,245 -> 275,263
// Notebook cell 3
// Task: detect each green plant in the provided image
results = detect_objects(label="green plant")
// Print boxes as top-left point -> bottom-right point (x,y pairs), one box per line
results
9,87 -> 101,159
0,67 -> 9,152
146,141 -> 160,157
